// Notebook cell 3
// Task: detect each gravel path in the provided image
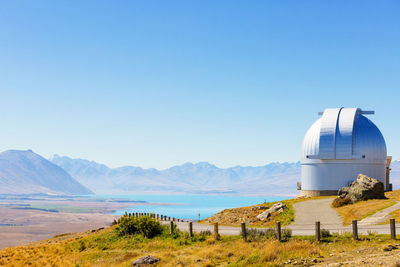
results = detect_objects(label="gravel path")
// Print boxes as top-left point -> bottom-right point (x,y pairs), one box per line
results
359,201 -> 400,225
290,198 -> 343,229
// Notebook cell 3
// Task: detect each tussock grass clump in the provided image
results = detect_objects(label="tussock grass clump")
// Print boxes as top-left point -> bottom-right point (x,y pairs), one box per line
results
245,228 -> 292,242
332,196 -> 352,207
246,228 -> 277,241
199,230 -> 212,236
321,229 -> 331,238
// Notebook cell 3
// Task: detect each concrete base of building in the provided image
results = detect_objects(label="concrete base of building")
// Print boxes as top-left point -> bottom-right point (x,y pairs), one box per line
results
301,190 -> 338,197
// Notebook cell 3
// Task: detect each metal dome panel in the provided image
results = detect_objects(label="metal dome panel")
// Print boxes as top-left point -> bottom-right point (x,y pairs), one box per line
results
335,108 -> 358,159
319,108 -> 340,159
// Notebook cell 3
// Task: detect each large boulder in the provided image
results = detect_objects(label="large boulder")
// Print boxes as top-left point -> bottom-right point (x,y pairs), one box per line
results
338,174 -> 385,203
257,202 -> 287,221
132,255 -> 159,266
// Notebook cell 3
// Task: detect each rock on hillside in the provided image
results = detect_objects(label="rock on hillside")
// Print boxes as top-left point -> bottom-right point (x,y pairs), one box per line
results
202,199 -> 293,227
338,174 -> 385,203
256,202 -> 287,221
0,150 -> 93,195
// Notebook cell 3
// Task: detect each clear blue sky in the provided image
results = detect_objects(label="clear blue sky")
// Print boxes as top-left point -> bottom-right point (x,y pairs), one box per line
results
0,1 -> 399,169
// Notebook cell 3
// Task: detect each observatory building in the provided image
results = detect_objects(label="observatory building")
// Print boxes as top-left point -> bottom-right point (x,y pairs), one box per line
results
300,107 -> 392,197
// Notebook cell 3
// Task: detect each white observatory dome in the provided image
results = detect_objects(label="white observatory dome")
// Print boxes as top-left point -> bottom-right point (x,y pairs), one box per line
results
300,107 -> 389,196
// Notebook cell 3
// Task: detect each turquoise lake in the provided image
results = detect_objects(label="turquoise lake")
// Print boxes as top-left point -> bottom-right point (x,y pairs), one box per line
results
99,194 -> 286,220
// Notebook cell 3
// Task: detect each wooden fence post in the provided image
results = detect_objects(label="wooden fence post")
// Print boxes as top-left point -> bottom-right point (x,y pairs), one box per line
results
241,222 -> 247,241
315,221 -> 321,242
390,218 -> 396,240
352,220 -> 358,240
189,222 -> 193,237
170,221 -> 174,234
276,221 -> 282,242
214,223 -> 219,240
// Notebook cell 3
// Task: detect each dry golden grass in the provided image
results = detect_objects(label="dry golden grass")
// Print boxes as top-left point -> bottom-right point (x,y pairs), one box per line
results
385,190 -> 400,200
333,190 -> 400,225
1,224 -> 400,267
0,227 -> 321,267
335,199 -> 396,225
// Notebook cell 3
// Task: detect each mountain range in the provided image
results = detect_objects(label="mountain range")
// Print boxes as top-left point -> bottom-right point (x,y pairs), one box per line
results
50,155 -> 301,196
0,150 -> 92,195
0,149 -> 399,196
50,155 -> 400,196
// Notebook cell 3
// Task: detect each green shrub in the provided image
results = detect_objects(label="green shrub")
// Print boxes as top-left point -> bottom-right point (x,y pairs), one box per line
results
245,228 -> 292,241
332,196 -> 352,207
321,229 -> 331,238
115,216 -> 163,238
199,230 -> 212,236
246,228 -> 276,241
282,229 -> 292,240
78,240 -> 86,252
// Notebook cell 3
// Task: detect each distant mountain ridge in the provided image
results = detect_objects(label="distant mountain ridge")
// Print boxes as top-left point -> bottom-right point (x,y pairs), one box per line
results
0,150 -> 93,195
51,155 -> 400,196
50,155 -> 301,196
1,150 -> 398,196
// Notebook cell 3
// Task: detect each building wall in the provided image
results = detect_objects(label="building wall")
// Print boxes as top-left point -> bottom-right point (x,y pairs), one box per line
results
301,161 -> 386,191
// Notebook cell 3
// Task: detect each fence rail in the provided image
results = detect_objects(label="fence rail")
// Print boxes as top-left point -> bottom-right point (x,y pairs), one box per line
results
118,212 -> 399,241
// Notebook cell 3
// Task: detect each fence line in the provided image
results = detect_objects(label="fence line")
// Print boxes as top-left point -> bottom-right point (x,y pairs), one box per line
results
117,212 -> 398,241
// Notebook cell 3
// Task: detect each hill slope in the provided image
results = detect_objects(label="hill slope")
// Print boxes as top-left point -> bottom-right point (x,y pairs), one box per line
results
0,150 -> 93,195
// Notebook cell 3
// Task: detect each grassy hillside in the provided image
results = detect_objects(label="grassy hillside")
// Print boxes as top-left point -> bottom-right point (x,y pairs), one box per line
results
333,190 -> 400,225
1,217 -> 400,266
201,196 -> 332,227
